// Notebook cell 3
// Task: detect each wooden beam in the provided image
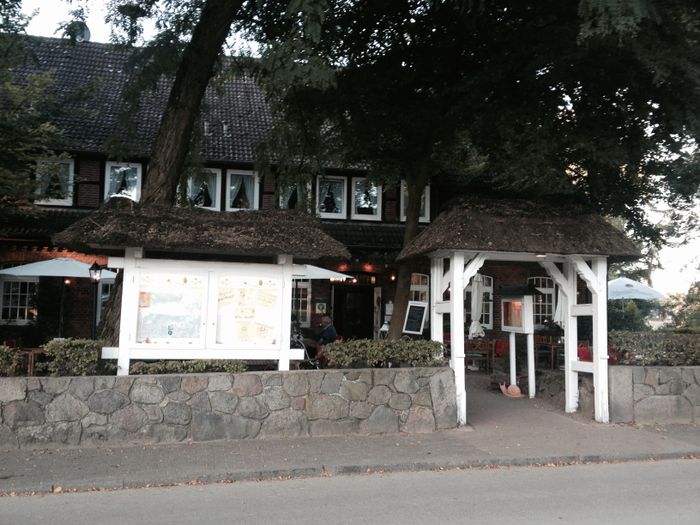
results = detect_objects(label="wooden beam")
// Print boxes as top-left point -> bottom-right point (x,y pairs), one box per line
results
449,251 -> 467,425
462,253 -> 486,289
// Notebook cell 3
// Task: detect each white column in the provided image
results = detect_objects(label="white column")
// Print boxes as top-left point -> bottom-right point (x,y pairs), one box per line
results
527,333 -> 535,398
116,247 -> 141,376
564,261 -> 579,412
430,256 -> 443,343
449,251 -> 466,425
591,257 -> 609,423
509,332 -> 517,386
277,254 -> 293,371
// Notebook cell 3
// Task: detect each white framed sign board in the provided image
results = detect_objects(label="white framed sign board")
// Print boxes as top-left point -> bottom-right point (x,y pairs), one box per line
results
403,301 -> 428,335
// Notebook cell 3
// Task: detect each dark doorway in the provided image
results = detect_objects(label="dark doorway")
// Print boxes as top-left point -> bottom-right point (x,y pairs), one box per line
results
333,285 -> 374,340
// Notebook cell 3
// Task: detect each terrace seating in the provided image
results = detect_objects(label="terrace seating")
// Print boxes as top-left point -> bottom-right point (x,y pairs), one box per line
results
465,338 -> 495,372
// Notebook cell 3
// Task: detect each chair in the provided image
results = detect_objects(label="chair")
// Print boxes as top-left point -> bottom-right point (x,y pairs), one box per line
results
465,338 -> 495,372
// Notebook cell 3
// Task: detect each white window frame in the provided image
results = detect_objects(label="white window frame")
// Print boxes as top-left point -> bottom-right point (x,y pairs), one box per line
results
528,276 -> 556,328
350,177 -> 382,221
292,279 -> 311,328
187,168 -> 222,211
316,175 -> 347,219
104,161 -> 142,202
225,169 -> 260,211
35,159 -> 74,206
464,274 -> 493,329
409,273 -> 429,303
400,180 -> 430,223
0,278 -> 39,325
279,181 -> 312,211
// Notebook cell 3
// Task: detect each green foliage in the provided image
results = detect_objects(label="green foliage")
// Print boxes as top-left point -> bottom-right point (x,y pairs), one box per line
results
607,299 -> 655,331
609,330 -> 700,366
323,338 -> 446,369
663,281 -> 700,330
130,360 -> 248,375
0,344 -> 25,377
39,339 -> 116,377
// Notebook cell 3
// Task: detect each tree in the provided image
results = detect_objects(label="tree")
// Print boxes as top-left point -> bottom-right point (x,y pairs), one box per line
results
664,280 -> 700,330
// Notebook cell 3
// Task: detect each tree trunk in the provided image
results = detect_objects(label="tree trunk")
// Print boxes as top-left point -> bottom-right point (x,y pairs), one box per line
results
141,0 -> 244,205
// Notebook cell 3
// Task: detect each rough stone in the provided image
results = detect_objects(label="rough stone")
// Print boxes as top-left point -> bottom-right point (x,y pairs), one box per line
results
40,377 -> 70,395
94,377 -> 116,390
339,380 -> 369,401
366,405 -> 399,434
187,391 -> 212,413
162,401 -> 192,425
237,397 -> 269,420
282,374 -> 309,397
308,371 -> 324,393
0,424 -> 19,449
131,381 -> 165,404
644,368 -> 659,387
46,393 -> 89,422
320,372 -> 343,394
373,369 -> 396,386
291,397 -> 305,410
16,422 -> 81,448
157,376 -> 181,393
88,389 -> 130,414
608,366 -> 633,423
26,378 -> 41,391
28,390 -> 53,407
412,387 -> 433,407
111,404 -> 148,432
681,368 -> 696,385
209,391 -> 239,414
349,401 -> 373,419
113,376 -> 134,396
389,393 -> 412,410
683,384 -> 700,405
81,424 -> 108,443
633,384 -> 655,402
310,418 -> 360,437
344,370 -> 361,381
430,370 -> 458,429
3,400 -> 44,428
656,380 -> 684,396
635,395 -> 693,425
167,391 -> 191,402
0,378 -> 26,402
695,369 -> 700,384
394,372 -> 420,394
262,373 -> 282,387
261,386 -> 290,411
144,424 -> 188,443
81,412 -> 107,427
207,374 -> 233,392
233,375 -> 263,397
182,376 -> 208,395
259,410 -> 309,438
68,378 -> 95,401
142,404 -> 163,423
659,368 -> 681,384
191,413 -> 260,441
402,406 -> 435,433
355,371 -> 372,385
307,394 -> 349,420
367,385 -> 391,405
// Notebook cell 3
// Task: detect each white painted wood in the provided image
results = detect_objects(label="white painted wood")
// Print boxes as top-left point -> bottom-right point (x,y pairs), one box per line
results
539,262 -> 570,298
430,257 -> 444,343
449,252 -> 467,425
107,257 -> 125,269
115,248 -> 140,375
277,254 -> 293,371
571,360 -> 595,374
527,333 -> 535,398
571,304 -> 594,316
433,301 -> 451,314
101,347 -> 118,359
509,332 -> 517,386
123,348 -> 304,361
591,257 -> 609,423
462,253 -> 486,289
571,255 -> 597,289
564,261 -> 579,412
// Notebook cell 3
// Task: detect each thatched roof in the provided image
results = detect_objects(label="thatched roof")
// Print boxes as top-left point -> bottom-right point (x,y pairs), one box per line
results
53,198 -> 350,260
398,197 -> 640,262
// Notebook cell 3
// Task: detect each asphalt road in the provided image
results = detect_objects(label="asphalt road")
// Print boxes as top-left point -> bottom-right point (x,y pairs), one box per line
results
2,459 -> 699,524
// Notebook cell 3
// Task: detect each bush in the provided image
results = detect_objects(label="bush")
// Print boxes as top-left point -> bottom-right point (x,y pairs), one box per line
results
609,330 -> 700,366
324,338 -> 446,369
0,344 -> 25,376
130,360 -> 248,375
38,338 -> 116,376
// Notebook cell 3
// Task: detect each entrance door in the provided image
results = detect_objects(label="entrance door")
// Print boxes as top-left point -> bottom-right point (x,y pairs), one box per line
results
333,285 -> 374,340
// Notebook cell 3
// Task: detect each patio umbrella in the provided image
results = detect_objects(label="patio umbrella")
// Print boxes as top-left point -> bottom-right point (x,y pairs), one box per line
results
608,277 -> 664,301
0,258 -> 116,280
292,264 -> 350,280
468,273 -> 485,339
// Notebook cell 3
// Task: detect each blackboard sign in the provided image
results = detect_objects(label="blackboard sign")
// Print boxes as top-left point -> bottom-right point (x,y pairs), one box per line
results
403,301 -> 428,335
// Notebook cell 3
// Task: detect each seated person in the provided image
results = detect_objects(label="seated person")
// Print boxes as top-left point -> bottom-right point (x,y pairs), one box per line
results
318,315 -> 337,346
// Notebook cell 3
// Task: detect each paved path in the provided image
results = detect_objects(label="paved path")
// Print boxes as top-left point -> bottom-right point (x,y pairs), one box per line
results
1,376 -> 698,494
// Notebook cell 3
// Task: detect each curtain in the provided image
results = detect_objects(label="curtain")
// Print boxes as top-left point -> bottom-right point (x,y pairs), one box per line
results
230,174 -> 254,209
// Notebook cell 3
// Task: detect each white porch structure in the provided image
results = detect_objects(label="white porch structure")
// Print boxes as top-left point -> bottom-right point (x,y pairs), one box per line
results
429,250 -> 610,424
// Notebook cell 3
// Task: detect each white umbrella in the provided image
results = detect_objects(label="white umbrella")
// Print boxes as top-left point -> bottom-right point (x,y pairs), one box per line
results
608,277 -> 664,301
468,273 -> 485,339
0,258 -> 116,281
292,264 -> 350,280
553,288 -> 567,329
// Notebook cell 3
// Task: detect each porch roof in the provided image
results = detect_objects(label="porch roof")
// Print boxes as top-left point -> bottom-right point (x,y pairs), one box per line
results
52,197 -> 350,260
398,197 -> 640,262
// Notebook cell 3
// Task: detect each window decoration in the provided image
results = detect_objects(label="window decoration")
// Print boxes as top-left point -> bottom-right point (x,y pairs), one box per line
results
292,279 -> 311,327
409,273 -> 429,303
316,176 -> 346,219
464,274 -> 493,329
105,162 -> 142,201
35,159 -> 74,206
226,170 -> 259,211
528,276 -> 555,327
400,181 -> 430,223
187,168 -> 221,210
1,279 -> 38,323
351,178 -> 382,220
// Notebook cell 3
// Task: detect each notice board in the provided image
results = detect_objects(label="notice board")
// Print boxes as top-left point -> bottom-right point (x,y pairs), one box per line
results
403,301 -> 428,335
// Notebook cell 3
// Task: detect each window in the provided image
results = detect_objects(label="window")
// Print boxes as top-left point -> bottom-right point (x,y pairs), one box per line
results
187,168 -> 221,210
292,279 -> 311,327
1,279 -> 38,324
410,273 -> 429,303
105,162 -> 142,201
350,178 -> 382,221
464,274 -> 493,329
528,276 -> 555,327
316,176 -> 346,219
35,159 -> 74,206
400,181 -> 430,223
279,181 -> 312,211
226,170 -> 259,211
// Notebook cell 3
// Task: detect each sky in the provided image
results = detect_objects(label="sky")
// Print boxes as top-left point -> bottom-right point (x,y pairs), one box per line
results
20,1 -> 700,296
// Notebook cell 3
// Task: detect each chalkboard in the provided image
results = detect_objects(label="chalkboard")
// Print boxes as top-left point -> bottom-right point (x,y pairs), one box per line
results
403,301 -> 428,335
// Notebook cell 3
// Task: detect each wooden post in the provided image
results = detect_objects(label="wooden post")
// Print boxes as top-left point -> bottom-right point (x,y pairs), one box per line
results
277,254 -> 293,371
509,332 -> 517,386
449,252 -> 466,425
564,262 -> 579,412
591,257 -> 609,422
116,247 -> 142,376
527,332 -> 535,398
430,256 -> 443,343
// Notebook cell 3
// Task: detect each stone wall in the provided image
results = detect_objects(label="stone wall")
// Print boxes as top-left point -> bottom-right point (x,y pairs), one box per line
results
0,367 -> 457,450
608,366 -> 700,424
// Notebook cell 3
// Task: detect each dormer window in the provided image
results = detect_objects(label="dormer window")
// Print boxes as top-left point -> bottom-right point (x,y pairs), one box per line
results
187,168 -> 221,211
400,181 -> 430,223
351,177 -> 381,221
105,162 -> 142,201
316,176 -> 346,219
226,170 -> 259,211
35,159 -> 74,206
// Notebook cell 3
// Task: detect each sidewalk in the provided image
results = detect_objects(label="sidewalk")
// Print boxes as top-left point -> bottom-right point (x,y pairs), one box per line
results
1,377 -> 698,495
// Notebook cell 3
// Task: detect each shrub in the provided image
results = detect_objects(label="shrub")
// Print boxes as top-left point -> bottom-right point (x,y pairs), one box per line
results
324,338 -> 446,369
0,344 -> 25,376
130,360 -> 248,375
609,330 -> 700,366
38,338 -> 116,376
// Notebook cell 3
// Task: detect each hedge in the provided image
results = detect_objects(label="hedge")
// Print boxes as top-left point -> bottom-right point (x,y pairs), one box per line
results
609,330 -> 700,366
323,338 -> 446,368
39,338 -> 116,376
130,359 -> 247,375
0,345 -> 25,377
